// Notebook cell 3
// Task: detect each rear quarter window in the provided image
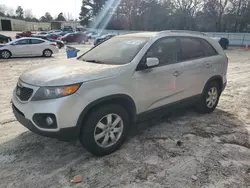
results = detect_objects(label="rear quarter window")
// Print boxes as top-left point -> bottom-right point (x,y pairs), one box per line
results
199,39 -> 218,56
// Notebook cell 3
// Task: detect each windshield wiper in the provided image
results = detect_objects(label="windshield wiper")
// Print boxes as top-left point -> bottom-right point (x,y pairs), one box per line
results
84,59 -> 104,64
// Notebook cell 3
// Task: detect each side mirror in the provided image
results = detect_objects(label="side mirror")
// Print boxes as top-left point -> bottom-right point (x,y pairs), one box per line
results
146,57 -> 159,68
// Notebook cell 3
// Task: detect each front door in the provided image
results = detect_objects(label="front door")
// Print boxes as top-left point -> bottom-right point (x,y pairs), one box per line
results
11,39 -> 31,56
133,37 -> 185,113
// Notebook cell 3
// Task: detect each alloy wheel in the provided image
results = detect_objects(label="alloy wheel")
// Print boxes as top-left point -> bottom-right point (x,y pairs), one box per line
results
94,113 -> 124,148
1,51 -> 10,59
206,87 -> 218,108
44,50 -> 52,57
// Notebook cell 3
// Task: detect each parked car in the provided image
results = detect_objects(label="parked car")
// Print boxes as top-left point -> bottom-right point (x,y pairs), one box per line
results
169,30 -> 229,49
62,26 -> 73,32
30,35 -> 65,49
16,31 -> 33,39
12,31 -> 227,156
48,30 -> 62,34
0,34 -> 11,43
46,33 -> 62,40
87,32 -> 101,40
94,34 -> 117,46
61,32 -> 87,44
0,37 -> 58,59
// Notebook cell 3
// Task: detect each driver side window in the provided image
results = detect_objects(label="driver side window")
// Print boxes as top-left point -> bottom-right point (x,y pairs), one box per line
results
145,37 -> 178,66
15,39 -> 30,45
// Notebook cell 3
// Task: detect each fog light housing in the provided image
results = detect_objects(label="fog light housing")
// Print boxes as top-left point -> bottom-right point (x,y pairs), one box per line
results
33,114 -> 57,129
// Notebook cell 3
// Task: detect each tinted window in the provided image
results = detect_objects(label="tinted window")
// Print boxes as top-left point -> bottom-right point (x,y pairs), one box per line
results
31,39 -> 44,44
180,37 -> 205,61
15,39 -> 30,45
200,39 -> 218,56
145,37 -> 177,65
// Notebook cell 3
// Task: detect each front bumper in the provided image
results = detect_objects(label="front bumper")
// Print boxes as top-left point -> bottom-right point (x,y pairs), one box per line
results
12,104 -> 79,140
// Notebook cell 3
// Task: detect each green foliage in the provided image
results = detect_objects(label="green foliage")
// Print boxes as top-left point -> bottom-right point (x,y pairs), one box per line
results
15,6 -> 24,19
56,12 -> 66,21
79,0 -> 250,32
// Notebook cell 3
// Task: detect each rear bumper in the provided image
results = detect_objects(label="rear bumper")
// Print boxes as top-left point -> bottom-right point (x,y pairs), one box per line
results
12,104 -> 79,141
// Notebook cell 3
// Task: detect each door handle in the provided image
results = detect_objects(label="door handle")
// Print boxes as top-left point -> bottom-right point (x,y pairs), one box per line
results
206,62 -> 212,68
173,70 -> 182,77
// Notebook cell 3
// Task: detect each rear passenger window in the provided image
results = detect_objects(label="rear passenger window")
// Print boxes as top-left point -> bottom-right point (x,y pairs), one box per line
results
31,39 -> 44,44
200,39 -> 218,56
180,37 -> 205,61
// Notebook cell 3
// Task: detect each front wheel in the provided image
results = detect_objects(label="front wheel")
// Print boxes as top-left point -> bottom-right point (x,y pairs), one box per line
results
196,81 -> 220,114
80,104 -> 130,156
1,50 -> 11,59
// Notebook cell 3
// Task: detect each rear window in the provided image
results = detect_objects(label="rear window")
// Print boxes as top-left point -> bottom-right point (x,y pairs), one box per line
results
200,39 -> 218,56
179,37 -> 206,61
31,39 -> 44,44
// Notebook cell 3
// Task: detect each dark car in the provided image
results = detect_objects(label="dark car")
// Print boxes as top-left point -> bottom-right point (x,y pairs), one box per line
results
61,32 -> 87,44
94,34 -> 117,46
31,35 -> 65,49
16,31 -> 33,39
46,33 -> 62,40
0,34 -> 11,43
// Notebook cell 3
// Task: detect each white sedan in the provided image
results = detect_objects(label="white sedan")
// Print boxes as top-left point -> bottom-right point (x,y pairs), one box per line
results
0,37 -> 59,59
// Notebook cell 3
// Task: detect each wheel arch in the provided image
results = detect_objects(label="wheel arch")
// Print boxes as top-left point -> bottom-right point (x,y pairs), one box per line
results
43,49 -> 53,53
76,94 -> 137,133
203,75 -> 223,94
1,49 -> 12,55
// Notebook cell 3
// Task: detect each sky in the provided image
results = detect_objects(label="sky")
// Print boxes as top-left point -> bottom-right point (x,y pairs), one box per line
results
1,0 -> 82,19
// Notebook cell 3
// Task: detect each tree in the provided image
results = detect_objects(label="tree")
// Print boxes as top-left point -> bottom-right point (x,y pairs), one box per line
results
79,0 -> 108,26
24,9 -> 34,21
16,6 -> 24,19
40,12 -> 53,22
56,12 -> 66,21
0,4 -> 7,16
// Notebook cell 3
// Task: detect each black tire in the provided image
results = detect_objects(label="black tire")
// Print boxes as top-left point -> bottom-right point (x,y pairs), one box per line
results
43,49 -> 52,57
1,50 -> 11,59
80,104 -> 130,156
196,81 -> 220,114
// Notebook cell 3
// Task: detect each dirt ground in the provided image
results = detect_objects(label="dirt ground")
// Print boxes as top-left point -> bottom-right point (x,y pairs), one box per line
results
0,44 -> 250,188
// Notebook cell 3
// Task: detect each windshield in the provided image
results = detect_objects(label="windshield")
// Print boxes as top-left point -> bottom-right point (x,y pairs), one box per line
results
79,36 -> 148,65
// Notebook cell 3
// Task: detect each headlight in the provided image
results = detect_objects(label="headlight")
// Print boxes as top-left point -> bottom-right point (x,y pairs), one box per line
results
32,83 -> 81,101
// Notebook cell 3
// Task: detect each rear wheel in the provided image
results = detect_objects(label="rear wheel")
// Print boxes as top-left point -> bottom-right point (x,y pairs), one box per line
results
196,81 -> 220,114
1,50 -> 11,59
80,104 -> 130,156
43,49 -> 52,57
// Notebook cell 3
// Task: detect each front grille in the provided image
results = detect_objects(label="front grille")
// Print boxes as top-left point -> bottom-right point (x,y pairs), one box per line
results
16,85 -> 33,101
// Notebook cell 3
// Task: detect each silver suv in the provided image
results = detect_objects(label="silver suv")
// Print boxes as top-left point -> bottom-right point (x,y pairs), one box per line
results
12,31 -> 228,156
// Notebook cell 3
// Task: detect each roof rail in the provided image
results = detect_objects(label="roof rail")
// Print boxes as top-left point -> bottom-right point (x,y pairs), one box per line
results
159,30 -> 205,36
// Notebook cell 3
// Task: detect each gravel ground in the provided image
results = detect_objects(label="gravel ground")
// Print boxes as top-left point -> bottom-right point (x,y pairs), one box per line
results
0,46 -> 250,188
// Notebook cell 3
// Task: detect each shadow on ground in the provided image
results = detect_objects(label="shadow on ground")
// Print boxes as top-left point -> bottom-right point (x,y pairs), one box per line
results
0,108 -> 250,188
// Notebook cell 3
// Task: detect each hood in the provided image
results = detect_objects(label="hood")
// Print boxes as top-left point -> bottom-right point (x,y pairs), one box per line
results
20,59 -> 123,86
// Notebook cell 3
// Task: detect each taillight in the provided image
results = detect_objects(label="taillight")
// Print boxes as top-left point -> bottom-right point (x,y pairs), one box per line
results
50,43 -> 56,47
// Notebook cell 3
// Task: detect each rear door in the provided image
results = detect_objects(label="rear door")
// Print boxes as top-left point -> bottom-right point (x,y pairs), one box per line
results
177,37 -> 209,98
30,39 -> 46,55
10,39 -> 31,56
